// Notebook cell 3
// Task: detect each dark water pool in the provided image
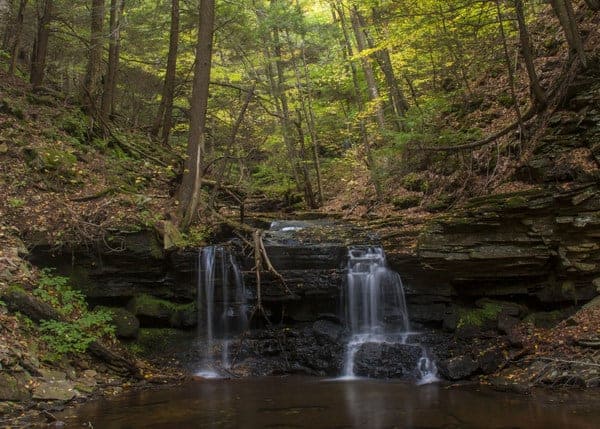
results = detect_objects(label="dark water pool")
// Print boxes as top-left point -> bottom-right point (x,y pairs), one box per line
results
59,377 -> 600,428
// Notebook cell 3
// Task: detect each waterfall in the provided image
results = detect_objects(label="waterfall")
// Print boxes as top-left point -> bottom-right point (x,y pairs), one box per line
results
342,246 -> 437,383
196,246 -> 248,377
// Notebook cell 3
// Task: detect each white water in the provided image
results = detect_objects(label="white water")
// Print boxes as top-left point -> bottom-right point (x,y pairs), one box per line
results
195,246 -> 248,377
342,246 -> 438,384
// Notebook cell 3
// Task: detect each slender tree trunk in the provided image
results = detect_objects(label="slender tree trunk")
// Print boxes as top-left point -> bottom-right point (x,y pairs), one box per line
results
550,0 -> 587,67
350,6 -> 385,132
358,8 -> 409,130
513,0 -> 547,107
82,0 -> 105,115
496,1 -> 523,138
285,28 -> 323,207
334,1 -> 382,199
152,0 -> 180,146
101,0 -> 124,122
177,0 -> 215,228
30,0 -> 52,87
8,0 -> 27,76
294,111 -> 316,208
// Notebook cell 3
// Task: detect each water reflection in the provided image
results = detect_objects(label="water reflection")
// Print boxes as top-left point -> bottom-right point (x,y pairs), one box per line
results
59,377 -> 600,429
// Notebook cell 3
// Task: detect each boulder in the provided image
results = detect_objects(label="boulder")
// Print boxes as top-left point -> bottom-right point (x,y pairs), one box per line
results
97,306 -> 139,339
353,342 -> 422,379
32,380 -> 76,401
127,295 -> 195,329
439,355 -> 478,380
0,373 -> 30,401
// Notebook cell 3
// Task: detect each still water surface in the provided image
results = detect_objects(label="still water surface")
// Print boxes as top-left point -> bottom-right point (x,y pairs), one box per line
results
59,376 -> 600,429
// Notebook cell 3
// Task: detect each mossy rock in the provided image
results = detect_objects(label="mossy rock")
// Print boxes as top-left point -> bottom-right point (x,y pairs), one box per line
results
132,328 -> 193,357
0,373 -> 31,401
97,306 -> 139,339
127,295 -> 196,328
392,195 -> 422,210
457,302 -> 503,330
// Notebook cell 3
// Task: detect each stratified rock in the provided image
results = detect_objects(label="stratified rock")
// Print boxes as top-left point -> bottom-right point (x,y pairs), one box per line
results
353,342 -> 422,379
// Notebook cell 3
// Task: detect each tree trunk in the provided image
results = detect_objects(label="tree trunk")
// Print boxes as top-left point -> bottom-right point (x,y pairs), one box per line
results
82,0 -> 105,115
151,0 -> 180,146
513,0 -> 547,107
333,1 -> 382,199
358,8 -> 409,130
350,6 -> 386,132
30,0 -> 52,87
177,0 -> 215,228
8,0 -> 27,76
101,0 -> 124,122
550,0 -> 587,67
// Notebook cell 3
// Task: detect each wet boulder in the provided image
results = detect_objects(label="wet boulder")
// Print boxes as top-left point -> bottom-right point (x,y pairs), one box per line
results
353,343 -> 422,379
439,355 -> 478,380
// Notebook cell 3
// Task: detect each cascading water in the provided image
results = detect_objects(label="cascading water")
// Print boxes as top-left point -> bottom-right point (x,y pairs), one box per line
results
196,246 -> 249,377
342,246 -> 438,383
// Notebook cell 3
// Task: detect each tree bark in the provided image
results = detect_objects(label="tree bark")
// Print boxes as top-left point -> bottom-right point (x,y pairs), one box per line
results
30,0 -> 52,87
549,0 -> 587,67
151,0 -> 180,146
513,0 -> 547,107
82,0 -> 105,115
177,0 -> 215,228
8,0 -> 27,76
101,0 -> 124,122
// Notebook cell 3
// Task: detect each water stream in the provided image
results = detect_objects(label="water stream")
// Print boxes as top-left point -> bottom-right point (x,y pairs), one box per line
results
196,246 -> 249,377
342,246 -> 437,382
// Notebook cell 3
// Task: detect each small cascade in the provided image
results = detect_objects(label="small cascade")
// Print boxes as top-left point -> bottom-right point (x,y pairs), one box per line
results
342,246 -> 438,383
196,246 -> 249,377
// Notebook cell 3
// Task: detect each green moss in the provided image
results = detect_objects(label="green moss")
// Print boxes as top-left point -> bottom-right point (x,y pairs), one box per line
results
392,195 -> 422,209
401,173 -> 429,192
58,110 -> 88,142
457,303 -> 502,329
128,294 -> 196,328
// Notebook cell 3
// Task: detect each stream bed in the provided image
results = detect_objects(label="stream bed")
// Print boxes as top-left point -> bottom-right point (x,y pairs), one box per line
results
58,376 -> 600,428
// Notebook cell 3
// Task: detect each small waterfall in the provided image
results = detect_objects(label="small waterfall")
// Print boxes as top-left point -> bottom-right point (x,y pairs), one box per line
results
342,246 -> 437,383
196,246 -> 248,377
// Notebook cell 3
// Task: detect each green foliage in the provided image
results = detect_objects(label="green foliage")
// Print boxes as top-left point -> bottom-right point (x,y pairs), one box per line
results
8,198 -> 26,208
34,269 -> 115,361
457,303 -> 503,329
58,111 -> 88,143
40,310 -> 114,361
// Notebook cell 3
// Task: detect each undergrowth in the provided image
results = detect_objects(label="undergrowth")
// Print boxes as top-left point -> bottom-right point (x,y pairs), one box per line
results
34,269 -> 115,361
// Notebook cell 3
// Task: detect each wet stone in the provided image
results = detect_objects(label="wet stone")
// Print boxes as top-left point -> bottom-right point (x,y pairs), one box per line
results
353,343 -> 422,379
